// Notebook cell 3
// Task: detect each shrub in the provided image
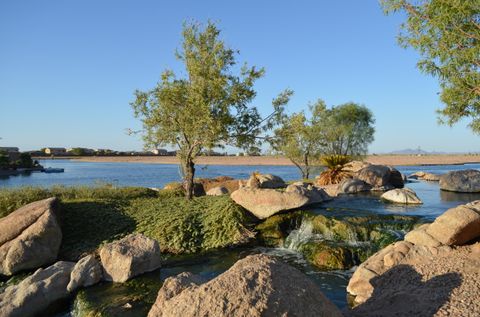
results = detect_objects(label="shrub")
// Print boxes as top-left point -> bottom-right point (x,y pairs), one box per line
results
316,155 -> 352,185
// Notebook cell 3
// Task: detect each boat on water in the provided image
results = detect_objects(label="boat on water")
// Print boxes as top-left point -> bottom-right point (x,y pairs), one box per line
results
43,167 -> 64,173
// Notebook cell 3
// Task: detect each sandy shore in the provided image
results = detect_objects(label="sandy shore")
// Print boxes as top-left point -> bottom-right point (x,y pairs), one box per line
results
61,155 -> 480,167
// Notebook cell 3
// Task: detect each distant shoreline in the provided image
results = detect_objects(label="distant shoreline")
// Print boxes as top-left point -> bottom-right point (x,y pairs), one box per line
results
34,155 -> 480,167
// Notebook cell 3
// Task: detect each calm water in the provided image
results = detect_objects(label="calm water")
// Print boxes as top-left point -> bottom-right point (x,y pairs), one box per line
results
4,160 -> 480,314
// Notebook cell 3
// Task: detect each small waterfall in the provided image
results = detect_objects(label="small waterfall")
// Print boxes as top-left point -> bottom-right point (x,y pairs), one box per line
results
346,228 -> 360,246
284,220 -> 314,250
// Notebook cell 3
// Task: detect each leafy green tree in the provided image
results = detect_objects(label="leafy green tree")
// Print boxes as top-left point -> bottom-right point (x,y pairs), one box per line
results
0,151 -> 9,169
381,0 -> 480,132
318,102 -> 375,157
131,21 -> 291,199
69,148 -> 87,156
17,153 -> 33,168
271,101 -> 325,179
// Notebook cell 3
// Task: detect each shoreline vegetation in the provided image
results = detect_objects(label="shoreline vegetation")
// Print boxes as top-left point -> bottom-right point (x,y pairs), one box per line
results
42,154 -> 480,167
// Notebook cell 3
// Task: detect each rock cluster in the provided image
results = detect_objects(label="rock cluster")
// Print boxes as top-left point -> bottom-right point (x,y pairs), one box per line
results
347,200 -> 480,306
148,254 -> 342,317
409,171 -> 441,181
0,198 -> 62,276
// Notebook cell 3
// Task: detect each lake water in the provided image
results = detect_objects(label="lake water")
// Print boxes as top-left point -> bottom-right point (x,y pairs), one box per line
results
3,160 -> 480,315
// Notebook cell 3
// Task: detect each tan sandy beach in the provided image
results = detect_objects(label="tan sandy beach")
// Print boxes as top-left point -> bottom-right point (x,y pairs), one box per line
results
65,154 -> 480,166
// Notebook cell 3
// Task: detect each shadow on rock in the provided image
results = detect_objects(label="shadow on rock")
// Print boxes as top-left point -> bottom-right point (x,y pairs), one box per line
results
347,264 -> 462,317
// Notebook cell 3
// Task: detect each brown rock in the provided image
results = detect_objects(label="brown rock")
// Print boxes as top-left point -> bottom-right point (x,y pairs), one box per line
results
404,224 -> 442,247
380,187 -> 423,204
100,234 -> 161,282
426,201 -> 480,245
247,173 -> 286,189
205,186 -> 228,196
439,169 -> 480,192
0,198 -> 62,275
148,254 -> 342,317
67,254 -> 103,292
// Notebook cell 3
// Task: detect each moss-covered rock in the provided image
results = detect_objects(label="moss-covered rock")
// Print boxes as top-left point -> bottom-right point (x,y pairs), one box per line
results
300,242 -> 355,270
254,211 -> 306,247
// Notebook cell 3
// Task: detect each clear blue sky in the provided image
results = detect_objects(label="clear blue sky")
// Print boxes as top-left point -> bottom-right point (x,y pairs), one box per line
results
0,0 -> 477,153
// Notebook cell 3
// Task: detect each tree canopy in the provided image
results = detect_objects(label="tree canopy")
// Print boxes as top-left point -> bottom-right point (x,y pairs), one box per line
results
131,21 -> 291,198
271,100 -> 375,179
382,0 -> 480,132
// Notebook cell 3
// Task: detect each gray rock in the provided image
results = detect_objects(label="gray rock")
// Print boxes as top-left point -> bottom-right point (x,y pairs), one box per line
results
357,165 -> 404,189
439,169 -> 480,192
100,234 -> 162,282
0,261 -> 75,317
67,254 -> 103,292
148,254 -> 342,317
0,198 -> 62,275
381,188 -> 423,204
338,178 -> 372,194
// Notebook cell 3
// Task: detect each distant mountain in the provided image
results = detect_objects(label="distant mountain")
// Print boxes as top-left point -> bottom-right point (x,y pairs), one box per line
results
387,148 -> 447,155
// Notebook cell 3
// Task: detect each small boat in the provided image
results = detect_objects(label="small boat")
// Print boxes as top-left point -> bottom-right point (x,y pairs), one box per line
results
43,167 -> 65,173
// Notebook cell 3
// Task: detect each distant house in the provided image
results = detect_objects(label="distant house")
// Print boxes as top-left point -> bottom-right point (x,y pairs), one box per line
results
44,147 -> 67,155
0,147 -> 19,153
152,148 -> 168,155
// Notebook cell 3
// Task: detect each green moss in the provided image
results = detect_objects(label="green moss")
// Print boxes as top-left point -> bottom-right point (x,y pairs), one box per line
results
300,242 -> 355,270
255,211 -> 305,247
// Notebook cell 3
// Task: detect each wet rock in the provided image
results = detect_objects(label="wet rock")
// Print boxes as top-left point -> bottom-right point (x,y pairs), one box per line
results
439,169 -> 480,192
338,178 -> 372,194
0,197 -> 62,275
380,187 -> 423,204
147,254 -> 342,317
426,200 -> 480,245
246,173 -> 286,189
357,165 -> 404,190
409,171 -> 441,181
67,254 -> 103,292
231,185 -> 328,220
205,186 -> 228,196
0,261 -> 75,317
100,234 -> 161,282
301,242 -> 355,270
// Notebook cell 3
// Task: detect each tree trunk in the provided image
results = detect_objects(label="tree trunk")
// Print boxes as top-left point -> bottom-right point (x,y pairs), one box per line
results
303,152 -> 310,180
182,157 -> 195,200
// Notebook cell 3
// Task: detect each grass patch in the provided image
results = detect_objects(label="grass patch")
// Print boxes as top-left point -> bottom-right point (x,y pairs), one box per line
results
1,186 -> 254,260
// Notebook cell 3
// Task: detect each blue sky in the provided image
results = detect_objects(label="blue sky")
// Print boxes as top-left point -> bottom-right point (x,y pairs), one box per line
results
0,0 -> 477,153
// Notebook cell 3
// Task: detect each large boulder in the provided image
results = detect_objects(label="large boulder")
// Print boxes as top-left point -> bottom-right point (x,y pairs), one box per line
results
380,188 -> 423,204
357,165 -> 404,190
0,261 -> 75,317
426,200 -> 480,245
338,178 -> 372,194
439,169 -> 480,192
343,161 -> 371,174
67,254 -> 103,292
246,173 -> 286,189
99,234 -> 161,282
404,224 -> 441,247
0,197 -> 62,275
148,254 -> 342,317
231,184 -> 328,219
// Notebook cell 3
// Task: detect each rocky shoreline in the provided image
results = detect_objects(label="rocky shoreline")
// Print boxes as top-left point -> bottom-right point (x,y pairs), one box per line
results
0,164 -> 479,316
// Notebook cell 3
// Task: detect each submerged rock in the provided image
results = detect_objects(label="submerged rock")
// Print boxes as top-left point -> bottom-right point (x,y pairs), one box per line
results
0,197 -> 62,276
147,254 -> 342,317
0,261 -> 75,317
381,187 -> 423,204
100,234 -> 162,283
439,169 -> 480,192
409,171 -> 441,181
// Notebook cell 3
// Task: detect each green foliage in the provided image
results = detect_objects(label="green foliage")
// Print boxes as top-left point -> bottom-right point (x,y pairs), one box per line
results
0,151 -> 9,169
316,102 -> 375,157
382,0 -> 480,132
69,148 -> 88,156
317,154 -> 352,185
0,186 -> 157,218
17,153 -> 33,168
128,195 -> 255,254
131,21 -> 291,198
271,101 -> 325,179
